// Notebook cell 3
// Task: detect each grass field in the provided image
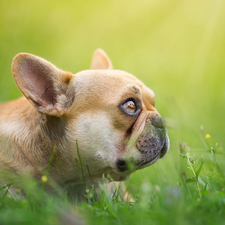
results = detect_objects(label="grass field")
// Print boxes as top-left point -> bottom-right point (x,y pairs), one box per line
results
1,0 -> 225,224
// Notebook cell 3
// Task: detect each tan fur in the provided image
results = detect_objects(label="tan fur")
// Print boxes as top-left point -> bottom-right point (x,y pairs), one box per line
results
0,49 -> 169,198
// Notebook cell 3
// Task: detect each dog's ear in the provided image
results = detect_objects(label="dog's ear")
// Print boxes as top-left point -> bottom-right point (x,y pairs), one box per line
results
12,53 -> 75,117
90,49 -> 113,70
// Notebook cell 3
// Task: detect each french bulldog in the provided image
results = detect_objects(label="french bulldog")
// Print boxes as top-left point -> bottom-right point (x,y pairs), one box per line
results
0,49 -> 169,198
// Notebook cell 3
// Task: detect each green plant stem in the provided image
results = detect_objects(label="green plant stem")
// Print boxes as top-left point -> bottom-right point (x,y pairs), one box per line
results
187,154 -> 201,199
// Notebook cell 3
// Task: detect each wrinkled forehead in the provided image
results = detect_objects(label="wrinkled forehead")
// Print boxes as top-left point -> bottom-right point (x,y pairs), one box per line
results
74,70 -> 155,106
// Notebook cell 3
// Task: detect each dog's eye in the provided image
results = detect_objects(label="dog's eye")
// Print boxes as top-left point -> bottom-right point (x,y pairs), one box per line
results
123,101 -> 136,113
119,98 -> 141,116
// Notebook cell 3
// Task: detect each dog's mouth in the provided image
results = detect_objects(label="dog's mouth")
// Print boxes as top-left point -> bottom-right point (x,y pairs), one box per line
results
116,137 -> 169,173
116,155 -> 159,173
137,153 -> 160,168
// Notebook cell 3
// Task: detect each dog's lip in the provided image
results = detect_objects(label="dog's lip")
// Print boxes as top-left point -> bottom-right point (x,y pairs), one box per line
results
160,141 -> 168,158
137,154 -> 160,169
115,154 -> 160,174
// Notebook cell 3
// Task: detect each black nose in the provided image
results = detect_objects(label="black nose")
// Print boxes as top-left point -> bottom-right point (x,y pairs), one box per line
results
151,116 -> 166,128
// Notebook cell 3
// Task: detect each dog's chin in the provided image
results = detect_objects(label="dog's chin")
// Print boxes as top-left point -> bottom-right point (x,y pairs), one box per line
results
108,172 -> 131,182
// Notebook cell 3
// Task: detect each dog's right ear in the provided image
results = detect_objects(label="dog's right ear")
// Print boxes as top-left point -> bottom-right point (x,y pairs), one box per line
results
12,53 -> 75,117
91,49 -> 113,70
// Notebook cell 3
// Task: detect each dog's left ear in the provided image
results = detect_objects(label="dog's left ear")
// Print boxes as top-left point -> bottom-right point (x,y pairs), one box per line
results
91,49 -> 113,70
12,53 -> 75,117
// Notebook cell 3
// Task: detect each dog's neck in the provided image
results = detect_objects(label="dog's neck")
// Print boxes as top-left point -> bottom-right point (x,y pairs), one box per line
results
0,97 -> 78,185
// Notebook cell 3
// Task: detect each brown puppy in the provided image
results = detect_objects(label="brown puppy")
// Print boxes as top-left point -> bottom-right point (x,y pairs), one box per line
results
0,49 -> 169,197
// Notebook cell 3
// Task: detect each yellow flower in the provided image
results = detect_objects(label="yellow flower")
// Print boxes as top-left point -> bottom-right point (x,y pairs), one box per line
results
41,175 -> 48,183
205,134 -> 211,139
7,194 -> 12,199
218,147 -> 223,152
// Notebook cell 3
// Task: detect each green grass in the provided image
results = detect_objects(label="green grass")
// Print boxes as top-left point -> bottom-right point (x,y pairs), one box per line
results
1,137 -> 225,225
1,0 -> 225,224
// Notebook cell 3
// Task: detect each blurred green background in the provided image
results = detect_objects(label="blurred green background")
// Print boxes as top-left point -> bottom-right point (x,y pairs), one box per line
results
0,0 -> 225,200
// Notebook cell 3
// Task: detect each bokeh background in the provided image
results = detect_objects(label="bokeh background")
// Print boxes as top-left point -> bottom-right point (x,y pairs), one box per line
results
0,0 -> 225,203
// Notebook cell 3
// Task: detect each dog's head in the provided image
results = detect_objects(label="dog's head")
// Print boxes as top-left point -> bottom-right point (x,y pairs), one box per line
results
12,49 -> 169,183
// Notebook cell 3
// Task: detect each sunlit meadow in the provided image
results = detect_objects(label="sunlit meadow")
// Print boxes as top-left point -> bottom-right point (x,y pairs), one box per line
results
0,0 -> 225,224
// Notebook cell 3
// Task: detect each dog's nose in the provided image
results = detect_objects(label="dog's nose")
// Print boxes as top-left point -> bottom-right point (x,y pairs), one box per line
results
151,116 -> 166,128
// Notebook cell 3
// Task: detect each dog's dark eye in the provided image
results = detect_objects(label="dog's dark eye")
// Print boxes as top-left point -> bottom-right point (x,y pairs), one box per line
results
123,100 -> 136,113
119,98 -> 141,116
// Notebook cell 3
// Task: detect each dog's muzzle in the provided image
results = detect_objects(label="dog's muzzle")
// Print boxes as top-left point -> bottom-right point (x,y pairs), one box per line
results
116,115 -> 169,173
135,115 -> 169,166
